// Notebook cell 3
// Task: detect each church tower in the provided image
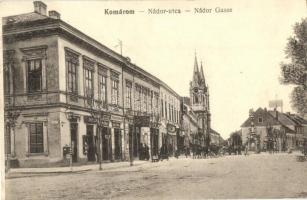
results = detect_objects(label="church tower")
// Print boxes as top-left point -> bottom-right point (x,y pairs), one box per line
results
190,54 -> 209,113
189,53 -> 211,145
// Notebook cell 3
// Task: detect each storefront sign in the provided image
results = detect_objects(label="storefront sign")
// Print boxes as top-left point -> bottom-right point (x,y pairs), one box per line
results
167,123 -> 176,133
112,122 -> 121,128
66,113 -> 80,122
111,115 -> 122,122
180,130 -> 185,136
102,120 -> 109,127
127,118 -> 134,124
101,113 -> 111,121
150,122 -> 159,129
134,116 -> 150,127
84,116 -> 97,124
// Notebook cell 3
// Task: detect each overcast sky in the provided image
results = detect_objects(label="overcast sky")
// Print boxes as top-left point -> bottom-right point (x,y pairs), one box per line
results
1,0 -> 306,139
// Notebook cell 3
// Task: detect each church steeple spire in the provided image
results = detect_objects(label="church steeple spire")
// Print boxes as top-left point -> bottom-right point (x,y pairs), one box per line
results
192,52 -> 200,87
200,61 -> 206,86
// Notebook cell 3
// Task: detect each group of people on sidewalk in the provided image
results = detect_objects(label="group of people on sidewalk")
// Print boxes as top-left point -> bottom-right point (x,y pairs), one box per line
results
138,143 -> 173,161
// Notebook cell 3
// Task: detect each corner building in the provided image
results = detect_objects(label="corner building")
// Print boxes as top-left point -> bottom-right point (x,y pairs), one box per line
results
3,1 -> 180,167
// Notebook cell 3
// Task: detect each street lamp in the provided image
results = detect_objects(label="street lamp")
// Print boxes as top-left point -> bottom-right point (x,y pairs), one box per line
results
64,111 -> 75,172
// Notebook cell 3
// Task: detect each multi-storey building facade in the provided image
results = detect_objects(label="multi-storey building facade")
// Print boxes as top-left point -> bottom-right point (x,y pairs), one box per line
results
159,84 -> 181,156
181,97 -> 200,151
3,1 -> 180,167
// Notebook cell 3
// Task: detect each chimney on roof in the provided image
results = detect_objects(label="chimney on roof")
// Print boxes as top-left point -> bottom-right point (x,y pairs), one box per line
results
49,10 -> 60,19
34,1 -> 47,16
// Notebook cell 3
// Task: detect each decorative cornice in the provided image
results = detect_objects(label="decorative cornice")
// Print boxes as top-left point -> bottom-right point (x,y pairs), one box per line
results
20,45 -> 48,60
83,55 -> 95,71
22,112 -> 49,117
64,47 -> 81,55
97,63 -> 109,75
65,47 -> 80,65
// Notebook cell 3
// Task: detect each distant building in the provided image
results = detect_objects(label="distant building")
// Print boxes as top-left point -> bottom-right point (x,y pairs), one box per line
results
210,128 -> 223,147
268,111 -> 307,149
241,107 -> 307,152
180,98 -> 200,151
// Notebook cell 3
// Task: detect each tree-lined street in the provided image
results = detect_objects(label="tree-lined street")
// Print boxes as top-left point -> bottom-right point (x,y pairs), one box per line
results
6,153 -> 307,200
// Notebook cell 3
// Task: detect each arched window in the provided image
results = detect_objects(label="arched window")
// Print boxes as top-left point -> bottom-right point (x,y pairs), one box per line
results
194,94 -> 198,104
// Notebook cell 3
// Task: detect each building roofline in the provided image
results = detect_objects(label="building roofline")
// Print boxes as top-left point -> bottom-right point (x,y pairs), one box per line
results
3,12 -> 181,98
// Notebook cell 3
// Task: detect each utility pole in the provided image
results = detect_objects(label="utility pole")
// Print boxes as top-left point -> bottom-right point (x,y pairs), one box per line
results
114,39 -> 123,55
119,40 -> 123,56
98,113 -> 102,170
130,118 -> 134,166
70,134 -> 73,172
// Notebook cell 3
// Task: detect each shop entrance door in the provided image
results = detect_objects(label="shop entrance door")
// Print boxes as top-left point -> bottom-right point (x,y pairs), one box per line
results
70,123 -> 78,162
129,125 -> 133,159
150,128 -> 159,157
86,125 -> 96,161
102,127 -> 111,161
114,128 -> 122,160
134,127 -> 140,158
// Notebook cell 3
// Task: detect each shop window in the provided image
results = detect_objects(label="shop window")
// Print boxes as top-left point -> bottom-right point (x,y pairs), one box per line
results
83,57 -> 95,105
174,108 -> 177,123
84,68 -> 93,103
20,45 -> 47,94
135,85 -> 141,111
168,104 -> 172,121
149,91 -> 153,114
258,117 -> 263,123
5,125 -> 11,154
161,99 -> 164,118
67,60 -> 78,94
27,59 -> 42,93
99,73 -> 107,106
3,50 -> 15,95
155,93 -> 159,115
4,63 -> 11,95
143,88 -> 147,112
65,50 -> 79,95
111,79 -> 119,105
165,101 -> 168,119
29,123 -> 44,153
126,81 -> 132,109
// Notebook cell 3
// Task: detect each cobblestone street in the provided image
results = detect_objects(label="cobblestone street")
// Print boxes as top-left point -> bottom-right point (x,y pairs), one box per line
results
5,153 -> 307,200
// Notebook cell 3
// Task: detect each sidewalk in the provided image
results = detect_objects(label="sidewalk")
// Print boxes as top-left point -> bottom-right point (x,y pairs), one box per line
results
6,160 -> 149,178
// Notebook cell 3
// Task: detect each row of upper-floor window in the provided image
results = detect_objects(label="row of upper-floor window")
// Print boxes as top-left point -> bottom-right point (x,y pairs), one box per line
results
4,58 -> 45,94
3,47 -> 180,120
160,97 -> 180,124
126,83 -> 160,115
66,48 -> 162,115
65,48 -> 120,106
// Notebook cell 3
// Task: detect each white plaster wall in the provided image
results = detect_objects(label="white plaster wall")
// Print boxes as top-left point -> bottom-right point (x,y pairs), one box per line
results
58,37 -> 123,106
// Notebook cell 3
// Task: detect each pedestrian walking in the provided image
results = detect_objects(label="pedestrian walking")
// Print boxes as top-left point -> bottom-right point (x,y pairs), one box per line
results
244,144 -> 248,156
